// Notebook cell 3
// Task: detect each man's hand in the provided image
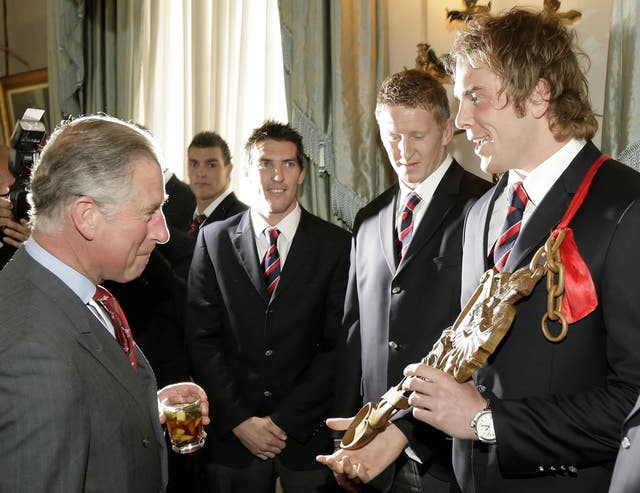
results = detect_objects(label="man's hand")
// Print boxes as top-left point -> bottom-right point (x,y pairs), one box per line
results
0,196 -> 30,248
316,417 -> 407,485
402,363 -> 487,439
233,416 -> 287,461
157,382 -> 210,426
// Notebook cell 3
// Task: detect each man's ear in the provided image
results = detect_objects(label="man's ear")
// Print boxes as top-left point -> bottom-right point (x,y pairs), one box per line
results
70,196 -> 100,240
529,78 -> 551,119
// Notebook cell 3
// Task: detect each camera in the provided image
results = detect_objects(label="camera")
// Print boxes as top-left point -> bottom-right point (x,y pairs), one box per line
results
7,108 -> 46,222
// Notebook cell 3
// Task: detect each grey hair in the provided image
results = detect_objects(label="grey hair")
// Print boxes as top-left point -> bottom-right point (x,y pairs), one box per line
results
29,115 -> 165,233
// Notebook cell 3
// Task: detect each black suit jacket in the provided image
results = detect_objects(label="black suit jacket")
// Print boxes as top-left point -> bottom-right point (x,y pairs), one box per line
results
335,161 -> 489,483
187,208 -> 350,469
107,190 -> 247,389
453,141 -> 640,492
163,173 -> 196,231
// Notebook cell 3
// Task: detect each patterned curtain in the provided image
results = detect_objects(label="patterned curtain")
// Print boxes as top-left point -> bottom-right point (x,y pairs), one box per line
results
602,0 -> 640,157
278,0 -> 389,229
47,0 -> 144,123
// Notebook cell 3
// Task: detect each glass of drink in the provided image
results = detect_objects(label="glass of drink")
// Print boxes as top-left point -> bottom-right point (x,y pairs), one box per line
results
160,393 -> 206,454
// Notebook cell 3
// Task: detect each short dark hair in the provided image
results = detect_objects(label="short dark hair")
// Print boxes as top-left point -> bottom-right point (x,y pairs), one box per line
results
375,69 -> 450,128
448,8 -> 597,140
244,120 -> 304,168
188,131 -> 232,164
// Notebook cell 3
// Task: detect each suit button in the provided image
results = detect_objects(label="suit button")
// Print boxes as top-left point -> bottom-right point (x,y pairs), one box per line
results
622,436 -> 631,449
567,466 -> 578,473
391,286 -> 401,294
264,390 -> 272,397
265,349 -> 273,357
388,341 -> 399,350
142,437 -> 151,448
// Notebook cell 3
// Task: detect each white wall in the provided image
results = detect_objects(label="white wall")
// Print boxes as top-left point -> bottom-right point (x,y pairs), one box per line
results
387,0 -> 613,179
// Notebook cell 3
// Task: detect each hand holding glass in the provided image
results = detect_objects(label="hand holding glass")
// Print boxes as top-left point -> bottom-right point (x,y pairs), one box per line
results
160,392 -> 206,454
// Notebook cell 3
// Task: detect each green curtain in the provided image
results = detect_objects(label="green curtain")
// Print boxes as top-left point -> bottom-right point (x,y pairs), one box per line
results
278,0 -> 389,230
602,0 -> 640,157
47,0 -> 143,125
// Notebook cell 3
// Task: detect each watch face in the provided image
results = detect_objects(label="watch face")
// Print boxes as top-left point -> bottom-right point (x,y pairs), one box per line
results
477,412 -> 495,441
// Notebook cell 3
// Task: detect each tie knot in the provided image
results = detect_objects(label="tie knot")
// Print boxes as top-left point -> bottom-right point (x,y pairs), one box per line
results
195,214 -> 206,225
93,285 -> 115,304
508,181 -> 528,212
265,227 -> 280,246
404,192 -> 421,211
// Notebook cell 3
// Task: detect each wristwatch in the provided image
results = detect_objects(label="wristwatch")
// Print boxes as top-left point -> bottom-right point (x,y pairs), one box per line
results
471,406 -> 496,444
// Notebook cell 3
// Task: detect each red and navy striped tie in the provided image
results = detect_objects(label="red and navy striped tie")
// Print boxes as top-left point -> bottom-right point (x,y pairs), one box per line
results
187,214 -> 206,236
262,227 -> 281,296
493,181 -> 528,271
397,192 -> 421,263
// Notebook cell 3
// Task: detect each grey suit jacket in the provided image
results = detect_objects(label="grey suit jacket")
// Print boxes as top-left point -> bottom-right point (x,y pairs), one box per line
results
609,395 -> 640,492
334,161 -> 489,486
0,248 -> 167,493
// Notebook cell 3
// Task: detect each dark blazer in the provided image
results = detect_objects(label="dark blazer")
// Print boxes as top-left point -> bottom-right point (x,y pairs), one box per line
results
163,173 -> 196,231
335,161 -> 489,482
609,394 -> 640,493
453,141 -> 640,493
107,190 -> 247,389
0,248 -> 167,492
187,208 -> 350,469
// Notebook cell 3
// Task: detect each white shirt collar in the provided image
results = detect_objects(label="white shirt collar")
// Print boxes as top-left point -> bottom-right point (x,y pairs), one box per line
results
195,188 -> 233,219
398,154 -> 453,203
250,202 -> 302,243
508,139 -> 586,207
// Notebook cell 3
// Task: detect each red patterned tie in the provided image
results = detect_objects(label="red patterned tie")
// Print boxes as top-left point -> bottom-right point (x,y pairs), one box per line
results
93,285 -> 138,371
261,227 -> 281,296
396,192 -> 422,263
493,181 -> 528,271
187,214 -> 206,236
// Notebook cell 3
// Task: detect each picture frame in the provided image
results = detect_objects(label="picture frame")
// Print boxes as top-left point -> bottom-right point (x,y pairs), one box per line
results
0,68 -> 49,144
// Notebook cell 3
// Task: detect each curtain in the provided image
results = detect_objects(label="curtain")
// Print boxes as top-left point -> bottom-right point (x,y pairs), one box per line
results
47,0 -> 144,125
278,0 -> 389,229
137,0 -> 287,185
602,0 -> 640,157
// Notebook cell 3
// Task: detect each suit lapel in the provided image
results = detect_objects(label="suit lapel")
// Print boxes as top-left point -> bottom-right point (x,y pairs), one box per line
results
231,212 -> 269,300
504,142 -> 600,272
398,161 -> 461,273
271,209 -> 314,303
378,186 -> 399,275
17,250 -> 153,417
204,193 -> 237,225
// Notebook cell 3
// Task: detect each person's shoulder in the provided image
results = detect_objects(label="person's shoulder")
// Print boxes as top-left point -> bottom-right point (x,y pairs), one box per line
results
352,185 -> 397,231
202,209 -> 248,237
451,161 -> 493,197
301,210 -> 350,243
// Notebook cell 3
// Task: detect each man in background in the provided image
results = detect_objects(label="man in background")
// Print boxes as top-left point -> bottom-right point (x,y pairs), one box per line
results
0,114 -> 208,492
186,131 -> 247,237
188,121 -> 350,492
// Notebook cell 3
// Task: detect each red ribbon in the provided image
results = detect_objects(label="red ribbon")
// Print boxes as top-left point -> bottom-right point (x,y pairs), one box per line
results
551,154 -> 608,324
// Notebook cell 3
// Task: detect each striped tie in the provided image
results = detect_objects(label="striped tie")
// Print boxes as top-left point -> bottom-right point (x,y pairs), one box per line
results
397,192 -> 422,263
93,285 -> 138,371
187,214 -> 207,236
493,181 -> 528,271
262,227 -> 281,296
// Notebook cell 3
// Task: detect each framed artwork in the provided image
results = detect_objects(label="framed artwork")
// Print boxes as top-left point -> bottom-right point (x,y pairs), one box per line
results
0,68 -> 49,144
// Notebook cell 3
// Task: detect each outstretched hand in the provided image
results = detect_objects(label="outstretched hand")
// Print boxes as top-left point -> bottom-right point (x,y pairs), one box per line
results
316,417 -> 408,485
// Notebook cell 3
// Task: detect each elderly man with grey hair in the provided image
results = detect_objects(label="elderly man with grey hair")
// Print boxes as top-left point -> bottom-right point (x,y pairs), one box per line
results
0,114 -> 209,493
